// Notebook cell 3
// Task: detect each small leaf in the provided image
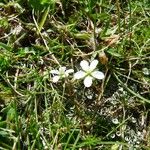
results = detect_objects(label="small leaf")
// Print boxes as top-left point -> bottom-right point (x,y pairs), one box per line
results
7,108 -> 16,122
107,49 -> 122,58
0,42 -> 12,51
111,143 -> 119,150
0,121 -> 6,127
73,33 -> 91,40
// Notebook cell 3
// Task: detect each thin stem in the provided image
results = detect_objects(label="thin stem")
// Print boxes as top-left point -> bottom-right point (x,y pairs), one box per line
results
128,0 -> 132,49
13,99 -> 21,149
38,6 -> 50,33
116,0 -> 121,33
32,9 -> 60,65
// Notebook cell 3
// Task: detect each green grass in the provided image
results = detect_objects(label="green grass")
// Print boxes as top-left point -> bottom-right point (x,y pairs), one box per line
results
0,0 -> 150,149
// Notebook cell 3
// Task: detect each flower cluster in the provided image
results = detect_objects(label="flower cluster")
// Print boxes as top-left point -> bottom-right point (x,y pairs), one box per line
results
50,60 -> 104,87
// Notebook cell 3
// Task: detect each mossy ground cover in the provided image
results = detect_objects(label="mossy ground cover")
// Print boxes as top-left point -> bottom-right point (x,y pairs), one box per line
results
0,0 -> 150,149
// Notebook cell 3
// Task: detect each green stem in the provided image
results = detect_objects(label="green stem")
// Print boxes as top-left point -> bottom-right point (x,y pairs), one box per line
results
14,99 -> 21,149
38,6 -> 50,33
116,0 -> 120,33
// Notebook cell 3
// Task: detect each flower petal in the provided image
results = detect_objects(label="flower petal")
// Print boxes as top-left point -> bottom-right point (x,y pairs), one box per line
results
52,76 -> 60,83
59,67 -> 66,72
80,60 -> 89,71
74,71 -> 86,79
84,76 -> 93,87
65,69 -> 74,75
50,70 -> 59,74
91,71 -> 104,79
89,59 -> 98,71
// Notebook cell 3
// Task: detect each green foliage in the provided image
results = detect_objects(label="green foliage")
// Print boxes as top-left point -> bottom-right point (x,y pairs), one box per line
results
0,42 -> 12,51
0,18 -> 9,29
78,135 -> 101,148
28,0 -> 56,11
0,43 -> 12,72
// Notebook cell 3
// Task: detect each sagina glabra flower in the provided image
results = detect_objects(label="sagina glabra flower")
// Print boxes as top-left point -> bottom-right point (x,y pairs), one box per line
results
50,67 -> 74,83
74,60 -> 104,87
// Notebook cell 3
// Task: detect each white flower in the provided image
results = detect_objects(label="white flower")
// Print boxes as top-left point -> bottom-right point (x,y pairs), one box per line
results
11,24 -> 22,35
74,60 -> 104,87
50,67 -> 74,83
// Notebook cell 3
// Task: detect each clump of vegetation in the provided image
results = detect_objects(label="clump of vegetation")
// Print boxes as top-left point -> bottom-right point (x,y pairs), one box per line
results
0,0 -> 150,149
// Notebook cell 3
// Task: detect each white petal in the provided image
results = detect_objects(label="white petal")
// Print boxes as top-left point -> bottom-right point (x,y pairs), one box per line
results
89,60 -> 98,71
52,76 -> 60,83
80,60 -> 89,71
65,69 -> 74,75
50,70 -> 59,74
59,67 -> 66,72
84,76 -> 93,87
91,71 -> 104,79
74,71 -> 86,79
